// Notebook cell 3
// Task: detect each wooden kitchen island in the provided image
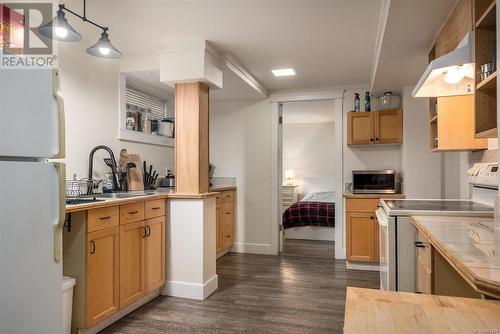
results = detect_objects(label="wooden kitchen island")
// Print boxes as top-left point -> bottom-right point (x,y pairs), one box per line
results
344,287 -> 500,334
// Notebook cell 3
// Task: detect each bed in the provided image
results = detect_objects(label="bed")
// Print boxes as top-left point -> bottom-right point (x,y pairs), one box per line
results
282,177 -> 335,241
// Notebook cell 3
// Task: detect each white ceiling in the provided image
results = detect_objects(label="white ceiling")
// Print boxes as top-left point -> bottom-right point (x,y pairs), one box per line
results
283,100 -> 335,124
61,0 -> 457,100
63,0 -> 383,93
370,0 -> 456,96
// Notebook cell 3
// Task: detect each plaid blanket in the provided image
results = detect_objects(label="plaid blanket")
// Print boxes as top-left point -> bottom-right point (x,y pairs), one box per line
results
282,201 -> 335,229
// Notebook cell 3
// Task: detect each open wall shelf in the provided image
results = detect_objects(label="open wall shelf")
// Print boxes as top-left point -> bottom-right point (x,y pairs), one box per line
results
474,0 -> 497,138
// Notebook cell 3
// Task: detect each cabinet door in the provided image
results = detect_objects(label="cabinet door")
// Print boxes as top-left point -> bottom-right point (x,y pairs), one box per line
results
216,205 -> 222,254
346,212 -> 377,262
119,221 -> 146,308
86,227 -> 120,327
220,202 -> 234,250
375,110 -> 403,144
347,112 -> 374,145
145,217 -> 166,292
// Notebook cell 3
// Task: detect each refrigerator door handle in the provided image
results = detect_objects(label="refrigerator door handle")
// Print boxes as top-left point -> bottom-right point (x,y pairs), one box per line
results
52,69 -> 66,159
53,162 -> 66,262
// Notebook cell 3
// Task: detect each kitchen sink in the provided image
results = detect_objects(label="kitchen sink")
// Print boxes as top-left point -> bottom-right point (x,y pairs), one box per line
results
66,198 -> 105,205
95,192 -> 156,199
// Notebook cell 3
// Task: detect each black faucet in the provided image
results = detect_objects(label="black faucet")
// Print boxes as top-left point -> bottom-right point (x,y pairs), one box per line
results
88,145 -> 121,192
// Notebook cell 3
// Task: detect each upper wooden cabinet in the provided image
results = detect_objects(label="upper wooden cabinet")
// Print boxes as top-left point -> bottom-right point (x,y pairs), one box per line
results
430,96 -> 487,151
434,0 -> 473,58
427,0 -> 496,147
347,110 -> 403,145
474,0 -> 497,138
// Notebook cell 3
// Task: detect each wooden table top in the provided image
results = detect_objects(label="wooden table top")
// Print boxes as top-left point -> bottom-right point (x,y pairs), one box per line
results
344,287 -> 500,334
411,215 -> 500,299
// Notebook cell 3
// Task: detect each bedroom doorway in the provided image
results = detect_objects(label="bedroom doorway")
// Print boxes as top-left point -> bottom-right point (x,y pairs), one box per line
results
279,100 -> 336,252
270,90 -> 344,258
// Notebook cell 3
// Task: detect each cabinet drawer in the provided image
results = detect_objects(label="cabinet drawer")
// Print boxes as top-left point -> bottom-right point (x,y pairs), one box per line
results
145,199 -> 165,219
346,198 -> 380,212
221,190 -> 234,203
282,188 -> 295,196
87,206 -> 119,232
120,202 -> 145,225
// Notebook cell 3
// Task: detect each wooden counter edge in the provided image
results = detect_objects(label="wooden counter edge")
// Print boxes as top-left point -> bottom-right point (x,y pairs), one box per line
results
65,189 -> 235,213
410,216 -> 500,299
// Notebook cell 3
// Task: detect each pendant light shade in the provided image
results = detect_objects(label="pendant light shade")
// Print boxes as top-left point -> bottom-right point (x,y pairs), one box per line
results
38,7 -> 82,42
86,30 -> 122,59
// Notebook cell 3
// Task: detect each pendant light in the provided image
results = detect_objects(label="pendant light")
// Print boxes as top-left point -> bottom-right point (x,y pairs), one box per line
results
38,6 -> 82,42
86,30 -> 122,59
37,1 -> 122,59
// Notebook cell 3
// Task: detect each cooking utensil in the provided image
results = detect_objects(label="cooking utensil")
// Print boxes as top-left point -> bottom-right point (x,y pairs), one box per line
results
127,154 -> 144,191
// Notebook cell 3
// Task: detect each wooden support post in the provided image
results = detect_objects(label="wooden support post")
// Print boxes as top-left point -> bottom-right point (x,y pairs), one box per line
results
174,82 -> 209,194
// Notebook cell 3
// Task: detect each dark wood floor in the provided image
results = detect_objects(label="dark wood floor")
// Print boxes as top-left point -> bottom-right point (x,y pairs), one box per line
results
100,239 -> 379,334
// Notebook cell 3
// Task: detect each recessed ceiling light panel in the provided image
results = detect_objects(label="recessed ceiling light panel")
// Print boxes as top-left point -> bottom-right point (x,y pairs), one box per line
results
272,68 -> 296,77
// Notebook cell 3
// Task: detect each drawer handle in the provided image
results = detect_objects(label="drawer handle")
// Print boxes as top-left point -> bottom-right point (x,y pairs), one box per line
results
89,240 -> 96,254
129,210 -> 139,215
414,241 -> 426,248
100,216 -> 111,221
146,226 -> 151,237
370,216 -> 374,220
226,212 -> 231,215
152,207 -> 161,210
142,227 -> 147,238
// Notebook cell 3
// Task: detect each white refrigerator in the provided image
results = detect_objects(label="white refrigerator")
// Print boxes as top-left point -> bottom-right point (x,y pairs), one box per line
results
0,68 -> 66,334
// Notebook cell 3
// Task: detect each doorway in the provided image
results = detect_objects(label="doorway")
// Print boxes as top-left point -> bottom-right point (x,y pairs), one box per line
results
280,100 -> 336,251
270,90 -> 345,258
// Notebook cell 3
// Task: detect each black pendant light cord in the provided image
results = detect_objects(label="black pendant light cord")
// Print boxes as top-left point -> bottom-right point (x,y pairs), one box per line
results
59,0 -> 108,32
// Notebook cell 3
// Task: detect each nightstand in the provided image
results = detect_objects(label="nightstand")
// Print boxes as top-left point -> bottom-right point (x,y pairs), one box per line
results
282,185 -> 298,212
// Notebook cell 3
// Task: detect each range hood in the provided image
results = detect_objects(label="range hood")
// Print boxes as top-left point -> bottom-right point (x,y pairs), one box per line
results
412,32 -> 474,97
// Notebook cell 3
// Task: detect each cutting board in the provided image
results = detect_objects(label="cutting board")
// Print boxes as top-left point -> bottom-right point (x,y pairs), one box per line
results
127,153 -> 144,191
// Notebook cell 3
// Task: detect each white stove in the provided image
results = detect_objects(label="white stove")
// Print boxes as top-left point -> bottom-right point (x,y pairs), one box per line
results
376,162 -> 497,292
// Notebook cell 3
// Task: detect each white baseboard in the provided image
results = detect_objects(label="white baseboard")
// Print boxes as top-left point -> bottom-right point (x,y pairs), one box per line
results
79,289 -> 160,334
285,226 -> 335,241
346,261 -> 380,271
231,242 -> 272,255
161,274 -> 218,300
216,249 -> 230,259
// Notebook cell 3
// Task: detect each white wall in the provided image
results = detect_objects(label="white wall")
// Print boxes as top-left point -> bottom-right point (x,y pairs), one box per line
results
59,45 -> 174,180
400,85 -> 442,198
343,89 -> 402,186
209,99 -> 273,253
283,122 -> 335,194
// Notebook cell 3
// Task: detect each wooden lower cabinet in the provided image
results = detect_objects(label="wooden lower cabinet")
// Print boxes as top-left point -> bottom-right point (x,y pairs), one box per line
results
220,201 -> 234,250
216,189 -> 235,256
346,212 -> 377,262
345,197 -> 383,263
86,227 -> 120,327
64,199 -> 166,332
146,217 -> 166,292
119,221 -> 146,308
216,204 -> 221,254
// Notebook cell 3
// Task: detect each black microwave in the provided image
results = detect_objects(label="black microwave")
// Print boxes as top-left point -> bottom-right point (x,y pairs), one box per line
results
352,170 -> 400,194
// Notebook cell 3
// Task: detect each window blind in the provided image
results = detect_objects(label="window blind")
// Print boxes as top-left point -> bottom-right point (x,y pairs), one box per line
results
126,86 -> 166,120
